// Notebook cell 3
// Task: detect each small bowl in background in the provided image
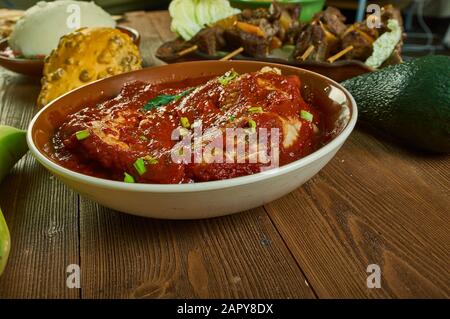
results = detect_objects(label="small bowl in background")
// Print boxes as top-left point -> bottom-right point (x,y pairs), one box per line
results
0,25 -> 140,77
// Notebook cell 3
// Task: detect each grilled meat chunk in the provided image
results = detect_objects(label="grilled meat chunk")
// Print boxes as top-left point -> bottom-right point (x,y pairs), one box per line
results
313,6 -> 347,36
224,27 -> 270,58
156,37 -> 189,61
192,26 -> 226,55
240,7 -> 274,22
294,23 -> 339,62
341,24 -> 375,60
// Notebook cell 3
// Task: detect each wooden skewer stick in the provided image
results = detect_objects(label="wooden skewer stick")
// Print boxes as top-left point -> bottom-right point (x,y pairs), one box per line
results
177,44 -> 198,56
327,45 -> 354,63
220,47 -> 244,61
298,44 -> 315,61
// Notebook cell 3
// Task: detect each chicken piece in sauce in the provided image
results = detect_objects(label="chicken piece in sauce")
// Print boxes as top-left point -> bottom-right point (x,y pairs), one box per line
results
50,68 -> 322,184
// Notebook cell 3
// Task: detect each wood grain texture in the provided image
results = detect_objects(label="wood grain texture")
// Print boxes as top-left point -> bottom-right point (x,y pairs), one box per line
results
79,200 -> 315,298
265,129 -> 450,298
121,11 -> 171,67
0,71 -> 79,298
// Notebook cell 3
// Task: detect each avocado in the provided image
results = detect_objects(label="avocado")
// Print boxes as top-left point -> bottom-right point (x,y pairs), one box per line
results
342,55 -> 450,153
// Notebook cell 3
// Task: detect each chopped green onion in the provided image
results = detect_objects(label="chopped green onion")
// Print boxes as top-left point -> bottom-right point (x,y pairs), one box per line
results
229,115 -> 236,122
248,119 -> 257,132
247,106 -> 263,114
75,129 -> 90,140
180,117 -> 190,128
300,110 -> 313,122
218,70 -> 239,86
123,172 -> 135,183
139,135 -> 148,141
133,158 -> 147,176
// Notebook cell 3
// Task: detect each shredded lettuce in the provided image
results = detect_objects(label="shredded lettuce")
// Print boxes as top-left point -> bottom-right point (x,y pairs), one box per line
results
169,0 -> 199,40
169,0 -> 240,41
196,0 -> 211,28
365,19 -> 402,69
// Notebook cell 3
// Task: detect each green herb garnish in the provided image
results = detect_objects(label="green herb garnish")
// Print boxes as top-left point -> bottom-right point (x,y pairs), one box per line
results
75,129 -> 90,141
229,115 -> 236,122
300,110 -> 313,122
248,106 -> 263,114
139,135 -> 148,141
180,117 -> 191,128
218,70 -> 239,86
143,88 -> 194,111
133,158 -> 147,176
123,172 -> 135,183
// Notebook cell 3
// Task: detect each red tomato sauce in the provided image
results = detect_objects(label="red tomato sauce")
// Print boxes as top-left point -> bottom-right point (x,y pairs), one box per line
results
48,69 -> 324,184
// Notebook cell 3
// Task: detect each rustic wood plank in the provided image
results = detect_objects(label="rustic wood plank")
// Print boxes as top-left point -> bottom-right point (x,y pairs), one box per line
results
148,10 -> 176,43
79,201 -> 315,298
122,11 -> 169,67
0,70 -> 80,298
265,129 -> 450,298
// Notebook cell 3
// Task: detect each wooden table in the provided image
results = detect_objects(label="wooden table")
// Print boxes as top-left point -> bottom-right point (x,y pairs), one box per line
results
0,11 -> 448,299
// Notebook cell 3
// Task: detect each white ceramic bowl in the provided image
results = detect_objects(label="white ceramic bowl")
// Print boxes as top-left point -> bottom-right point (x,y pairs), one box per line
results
27,61 -> 357,219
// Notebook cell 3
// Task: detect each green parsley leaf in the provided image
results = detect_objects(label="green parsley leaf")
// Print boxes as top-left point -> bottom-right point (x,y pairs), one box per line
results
143,88 -> 194,111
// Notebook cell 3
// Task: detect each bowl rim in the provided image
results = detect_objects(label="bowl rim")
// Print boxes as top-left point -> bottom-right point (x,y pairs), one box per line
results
27,60 -> 358,193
